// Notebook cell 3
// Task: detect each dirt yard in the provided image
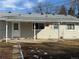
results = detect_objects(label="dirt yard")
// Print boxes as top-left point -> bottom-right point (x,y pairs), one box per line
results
21,40 -> 79,59
0,43 -> 13,59
0,40 -> 79,59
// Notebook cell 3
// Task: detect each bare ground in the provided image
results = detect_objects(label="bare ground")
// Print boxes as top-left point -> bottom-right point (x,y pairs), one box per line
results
0,40 -> 79,59
0,43 -> 13,59
21,40 -> 79,59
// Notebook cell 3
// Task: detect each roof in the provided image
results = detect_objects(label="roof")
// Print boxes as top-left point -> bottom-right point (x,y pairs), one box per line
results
0,12 -> 79,23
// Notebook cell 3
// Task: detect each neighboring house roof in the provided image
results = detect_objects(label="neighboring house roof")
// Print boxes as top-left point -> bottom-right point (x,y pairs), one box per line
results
0,12 -> 78,23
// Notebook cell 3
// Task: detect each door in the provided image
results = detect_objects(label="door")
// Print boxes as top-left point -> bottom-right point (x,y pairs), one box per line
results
12,22 -> 20,38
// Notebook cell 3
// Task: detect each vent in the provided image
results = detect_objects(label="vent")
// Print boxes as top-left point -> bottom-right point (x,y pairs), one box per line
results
8,11 -> 12,13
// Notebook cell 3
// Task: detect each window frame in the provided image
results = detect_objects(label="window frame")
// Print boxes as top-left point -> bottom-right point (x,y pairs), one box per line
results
13,23 -> 19,30
54,23 -> 59,29
67,24 -> 75,30
33,23 -> 44,30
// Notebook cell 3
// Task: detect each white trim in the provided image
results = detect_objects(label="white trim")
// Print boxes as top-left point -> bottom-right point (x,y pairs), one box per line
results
58,22 -> 60,40
6,22 -> 8,43
34,23 -> 36,40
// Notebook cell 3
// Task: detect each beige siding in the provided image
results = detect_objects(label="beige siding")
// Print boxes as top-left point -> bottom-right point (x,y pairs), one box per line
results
20,22 -> 33,39
62,24 -> 79,39
37,23 -> 79,40
0,22 -> 12,39
0,21 -> 12,39
0,21 -> 79,40
37,23 -> 59,39
0,22 -> 33,39
0,21 -> 6,39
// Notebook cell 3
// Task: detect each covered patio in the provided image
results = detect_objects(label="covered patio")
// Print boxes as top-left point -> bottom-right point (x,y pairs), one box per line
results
5,21 -> 44,43
0,14 -> 48,43
0,13 -> 54,43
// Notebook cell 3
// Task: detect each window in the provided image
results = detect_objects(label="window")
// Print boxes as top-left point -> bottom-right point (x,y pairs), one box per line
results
67,24 -> 75,30
33,23 -> 44,29
14,23 -> 18,30
54,24 -> 59,29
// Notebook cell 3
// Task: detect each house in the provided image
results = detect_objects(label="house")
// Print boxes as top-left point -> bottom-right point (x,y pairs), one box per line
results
0,12 -> 79,42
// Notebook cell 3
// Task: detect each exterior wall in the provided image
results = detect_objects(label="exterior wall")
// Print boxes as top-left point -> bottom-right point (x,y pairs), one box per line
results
0,21 -> 6,39
0,21 -> 33,39
0,21 -> 79,40
37,23 -> 59,39
20,22 -> 33,39
37,23 -> 79,40
9,22 -> 33,39
0,21 -> 12,39
61,24 -> 79,39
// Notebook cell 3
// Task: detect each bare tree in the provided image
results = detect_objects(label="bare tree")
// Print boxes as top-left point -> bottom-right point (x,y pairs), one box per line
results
71,0 -> 75,8
70,0 -> 79,16
68,7 -> 75,16
33,2 -> 53,14
58,5 -> 67,15
76,0 -> 79,17
33,3 -> 44,14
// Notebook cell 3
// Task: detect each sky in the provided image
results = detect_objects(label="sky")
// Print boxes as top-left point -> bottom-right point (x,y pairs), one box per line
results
0,0 -> 70,13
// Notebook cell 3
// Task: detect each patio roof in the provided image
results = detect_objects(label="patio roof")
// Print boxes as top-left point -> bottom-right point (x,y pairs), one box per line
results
0,12 -> 79,23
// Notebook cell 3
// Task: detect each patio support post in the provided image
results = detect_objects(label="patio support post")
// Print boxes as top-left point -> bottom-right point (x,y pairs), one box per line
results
58,22 -> 60,41
6,21 -> 8,43
34,23 -> 36,40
